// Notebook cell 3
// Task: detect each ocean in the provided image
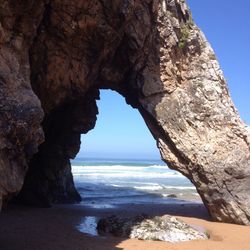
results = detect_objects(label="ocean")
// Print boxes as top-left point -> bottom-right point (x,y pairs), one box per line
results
71,158 -> 200,209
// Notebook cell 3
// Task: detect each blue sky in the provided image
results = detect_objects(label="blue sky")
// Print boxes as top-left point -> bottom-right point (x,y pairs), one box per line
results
78,0 -> 250,159
187,0 -> 250,125
78,90 -> 159,159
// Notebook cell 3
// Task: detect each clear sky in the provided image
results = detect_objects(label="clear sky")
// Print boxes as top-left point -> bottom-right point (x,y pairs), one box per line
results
78,90 -> 159,159
187,0 -> 250,125
78,0 -> 250,159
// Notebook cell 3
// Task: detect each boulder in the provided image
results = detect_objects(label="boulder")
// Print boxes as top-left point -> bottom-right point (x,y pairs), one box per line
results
97,215 -> 208,242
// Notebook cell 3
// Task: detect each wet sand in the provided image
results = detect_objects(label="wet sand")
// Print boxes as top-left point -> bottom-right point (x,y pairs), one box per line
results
0,202 -> 249,250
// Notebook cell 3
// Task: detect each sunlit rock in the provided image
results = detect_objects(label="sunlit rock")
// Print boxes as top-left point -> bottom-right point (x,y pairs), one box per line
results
97,214 -> 208,242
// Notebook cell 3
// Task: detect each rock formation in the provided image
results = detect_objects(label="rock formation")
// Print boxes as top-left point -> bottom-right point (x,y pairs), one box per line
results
97,214 -> 208,242
0,0 -> 249,224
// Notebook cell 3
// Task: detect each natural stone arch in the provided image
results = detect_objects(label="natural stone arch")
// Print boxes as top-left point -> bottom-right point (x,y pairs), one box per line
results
0,0 -> 249,225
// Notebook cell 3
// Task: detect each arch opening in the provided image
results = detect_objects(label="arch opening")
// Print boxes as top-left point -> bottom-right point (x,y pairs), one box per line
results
16,89 -> 200,210
72,90 -> 199,209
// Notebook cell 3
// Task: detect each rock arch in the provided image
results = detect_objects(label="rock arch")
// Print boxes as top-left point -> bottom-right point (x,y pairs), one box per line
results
0,0 -> 249,224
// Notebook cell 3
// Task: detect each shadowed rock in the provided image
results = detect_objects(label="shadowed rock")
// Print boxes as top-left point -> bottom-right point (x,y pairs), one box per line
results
0,0 -> 249,224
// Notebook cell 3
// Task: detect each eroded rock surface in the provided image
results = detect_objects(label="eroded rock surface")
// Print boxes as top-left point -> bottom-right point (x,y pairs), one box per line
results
97,215 -> 208,242
0,0 -> 249,224
0,1 -> 45,206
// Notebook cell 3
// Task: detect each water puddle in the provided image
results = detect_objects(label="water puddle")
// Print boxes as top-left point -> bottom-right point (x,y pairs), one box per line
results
76,216 -> 98,236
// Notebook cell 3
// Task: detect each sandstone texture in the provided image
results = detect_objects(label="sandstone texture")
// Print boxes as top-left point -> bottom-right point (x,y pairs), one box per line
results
0,0 -> 249,224
97,214 -> 208,242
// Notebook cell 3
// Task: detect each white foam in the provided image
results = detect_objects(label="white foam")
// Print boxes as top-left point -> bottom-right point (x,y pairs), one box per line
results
162,185 -> 196,190
73,172 -> 184,178
133,185 -> 196,191
193,193 -> 200,196
72,165 -> 151,171
72,165 -> 184,179
161,194 -> 170,197
147,165 -> 171,169
134,185 -> 164,191
110,184 -> 123,187
72,165 -> 174,172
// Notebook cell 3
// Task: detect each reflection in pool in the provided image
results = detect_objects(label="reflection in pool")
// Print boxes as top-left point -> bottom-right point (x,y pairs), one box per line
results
77,216 -> 98,236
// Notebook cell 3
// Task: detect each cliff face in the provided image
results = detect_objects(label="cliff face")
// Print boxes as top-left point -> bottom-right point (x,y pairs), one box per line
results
0,0 -> 249,224
0,1 -> 45,207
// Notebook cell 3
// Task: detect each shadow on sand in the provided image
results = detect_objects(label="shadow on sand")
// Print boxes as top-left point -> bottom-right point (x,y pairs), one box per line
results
0,184 -> 210,250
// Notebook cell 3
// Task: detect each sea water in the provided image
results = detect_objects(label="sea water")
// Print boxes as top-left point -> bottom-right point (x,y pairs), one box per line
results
71,158 -> 199,208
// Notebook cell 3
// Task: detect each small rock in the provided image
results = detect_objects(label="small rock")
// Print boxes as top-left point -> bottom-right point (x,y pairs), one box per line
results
167,194 -> 178,198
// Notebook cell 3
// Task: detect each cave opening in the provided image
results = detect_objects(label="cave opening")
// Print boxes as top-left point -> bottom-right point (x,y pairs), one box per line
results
16,89 -> 199,209
71,90 -> 199,209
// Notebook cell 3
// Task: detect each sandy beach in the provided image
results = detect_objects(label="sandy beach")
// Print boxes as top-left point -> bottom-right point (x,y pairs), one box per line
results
1,202 -> 249,250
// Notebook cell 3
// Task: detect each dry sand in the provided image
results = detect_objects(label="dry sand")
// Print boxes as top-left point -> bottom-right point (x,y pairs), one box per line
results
0,203 -> 250,250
